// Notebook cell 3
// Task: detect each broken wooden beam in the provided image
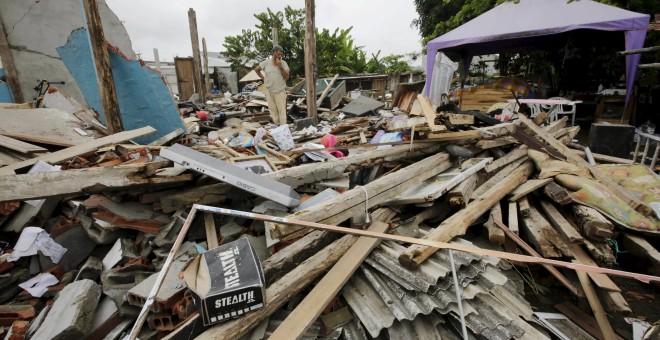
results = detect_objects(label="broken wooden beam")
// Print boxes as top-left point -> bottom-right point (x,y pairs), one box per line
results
270,151 -> 451,240
571,205 -> 615,239
520,203 -> 571,258
494,220 -> 579,296
537,200 -> 584,244
399,161 -> 535,269
0,126 -> 156,175
486,202 -> 506,245
574,267 -> 618,340
268,221 -> 388,339
509,178 -> 553,202
447,173 -> 478,208
543,181 -> 573,205
0,164 -> 191,203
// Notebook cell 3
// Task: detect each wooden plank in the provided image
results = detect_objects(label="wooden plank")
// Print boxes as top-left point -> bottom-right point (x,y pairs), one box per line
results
508,201 -> 519,234
543,181 -> 573,205
83,0 -> 123,133
520,204 -> 571,258
484,146 -> 528,173
203,212 -> 218,249
509,178 -> 553,201
0,135 -> 47,154
188,8 -> 205,102
538,200 -> 584,243
518,196 -> 531,217
517,114 -> 651,216
575,267 -> 618,340
202,38 -> 210,95
417,94 -> 446,132
426,130 -> 480,141
0,108 -> 96,146
569,244 -> 621,292
447,173 -> 478,208
483,201 -> 505,245
0,14 -> 24,102
476,137 -> 517,149
571,205 -> 614,239
317,74 -> 339,107
148,128 -> 183,146
494,220 -> 578,296
0,164 -> 192,203
472,157 -> 528,198
0,126 -> 155,175
268,221 -> 388,340
399,161 -> 535,269
270,152 -> 451,240
73,109 -> 109,135
304,0 -> 316,119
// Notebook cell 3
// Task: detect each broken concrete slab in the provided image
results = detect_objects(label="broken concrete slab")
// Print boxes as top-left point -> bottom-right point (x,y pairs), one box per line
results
0,0 -> 135,105
341,96 -> 385,116
31,279 -> 101,340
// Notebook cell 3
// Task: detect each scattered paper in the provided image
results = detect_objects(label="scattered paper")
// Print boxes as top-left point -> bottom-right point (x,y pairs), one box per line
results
8,227 -> 67,263
19,273 -> 59,297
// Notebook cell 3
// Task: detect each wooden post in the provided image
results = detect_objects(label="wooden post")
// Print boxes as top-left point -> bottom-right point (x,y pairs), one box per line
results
188,8 -> 205,101
304,0 -> 317,119
82,0 -> 123,134
0,17 -> 24,103
272,26 -> 279,46
153,48 -> 161,72
202,38 -> 211,94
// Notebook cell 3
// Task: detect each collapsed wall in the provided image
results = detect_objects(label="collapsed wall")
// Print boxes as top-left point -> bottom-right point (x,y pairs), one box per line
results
0,0 -> 135,105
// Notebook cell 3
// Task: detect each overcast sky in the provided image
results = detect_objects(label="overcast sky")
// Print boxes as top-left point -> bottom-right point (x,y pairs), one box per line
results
105,0 -> 423,64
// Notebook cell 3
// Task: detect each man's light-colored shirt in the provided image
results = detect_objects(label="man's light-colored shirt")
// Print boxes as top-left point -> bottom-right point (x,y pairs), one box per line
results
259,58 -> 289,93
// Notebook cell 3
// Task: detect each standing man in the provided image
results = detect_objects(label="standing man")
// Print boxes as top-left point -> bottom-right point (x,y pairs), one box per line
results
255,45 -> 290,125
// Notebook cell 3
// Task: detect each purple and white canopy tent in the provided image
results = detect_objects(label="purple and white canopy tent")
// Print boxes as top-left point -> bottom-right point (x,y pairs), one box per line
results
424,0 -> 650,107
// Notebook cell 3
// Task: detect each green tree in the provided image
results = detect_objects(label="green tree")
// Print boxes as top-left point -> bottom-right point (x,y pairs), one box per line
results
315,27 -> 368,76
223,6 -> 412,81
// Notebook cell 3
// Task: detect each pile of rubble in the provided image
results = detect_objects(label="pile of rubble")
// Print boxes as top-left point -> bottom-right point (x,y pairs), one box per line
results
0,85 -> 659,340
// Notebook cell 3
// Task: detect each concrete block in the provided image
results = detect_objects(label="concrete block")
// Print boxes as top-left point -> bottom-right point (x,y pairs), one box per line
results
0,269 -> 30,304
31,279 -> 101,340
75,256 -> 103,282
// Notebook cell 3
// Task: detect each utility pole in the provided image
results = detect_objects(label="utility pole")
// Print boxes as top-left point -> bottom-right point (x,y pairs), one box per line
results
304,0 -> 317,119
188,8 -> 205,102
202,38 -> 211,93
82,0 -> 123,133
272,26 -> 279,46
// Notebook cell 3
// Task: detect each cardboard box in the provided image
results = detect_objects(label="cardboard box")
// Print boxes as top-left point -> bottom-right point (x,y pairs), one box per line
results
183,238 -> 265,326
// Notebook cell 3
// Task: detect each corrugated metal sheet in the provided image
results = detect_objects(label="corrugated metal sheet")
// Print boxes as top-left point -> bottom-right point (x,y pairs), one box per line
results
342,238 -> 550,339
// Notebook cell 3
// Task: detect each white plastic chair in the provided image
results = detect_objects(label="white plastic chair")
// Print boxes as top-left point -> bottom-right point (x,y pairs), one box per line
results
542,97 -> 576,126
528,103 -> 542,118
